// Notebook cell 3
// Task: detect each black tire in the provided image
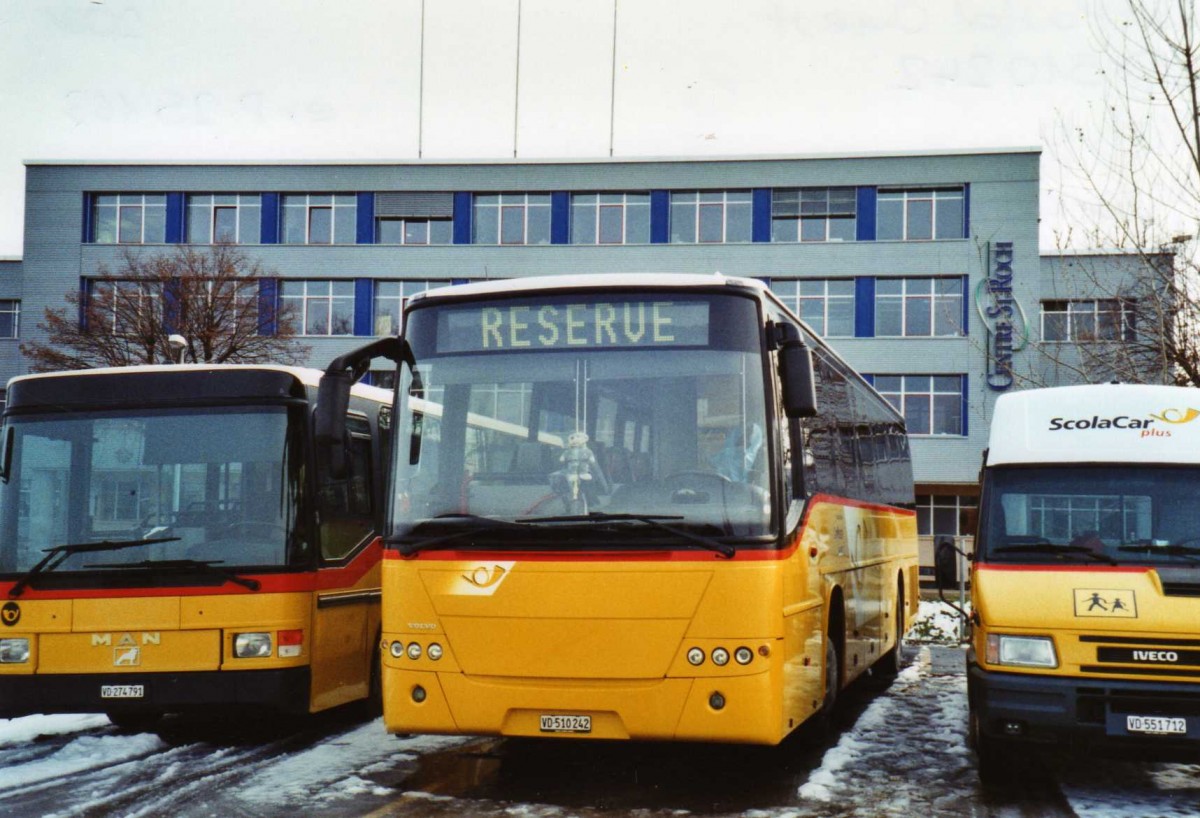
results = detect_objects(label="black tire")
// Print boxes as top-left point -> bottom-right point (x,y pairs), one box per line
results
106,711 -> 163,732
877,585 -> 906,678
812,632 -> 840,738
970,708 -> 1016,785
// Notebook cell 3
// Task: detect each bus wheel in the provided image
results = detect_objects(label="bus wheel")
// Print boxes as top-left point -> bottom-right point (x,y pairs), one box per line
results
813,633 -> 840,737
877,586 -> 906,678
970,708 -> 1015,785
106,711 -> 162,732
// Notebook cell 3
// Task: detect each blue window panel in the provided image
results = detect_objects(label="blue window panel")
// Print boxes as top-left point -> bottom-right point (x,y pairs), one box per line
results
960,274 -> 970,333
78,278 -> 89,329
451,278 -> 469,286
550,192 -> 570,244
963,183 -> 971,238
961,374 -> 969,437
260,194 -> 280,244
756,276 -> 772,288
163,278 -> 181,335
356,193 -> 375,244
258,278 -> 278,336
453,192 -> 473,244
855,277 -> 875,338
165,193 -> 185,244
752,189 -> 772,243
82,194 -> 93,243
862,373 -> 874,386
354,278 -> 374,336
855,187 -> 876,242
650,190 -> 670,244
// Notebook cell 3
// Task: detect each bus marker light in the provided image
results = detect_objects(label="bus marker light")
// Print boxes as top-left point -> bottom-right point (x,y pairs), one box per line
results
390,641 -> 405,658
687,647 -> 705,666
758,645 -> 770,657
407,643 -> 423,660
427,643 -> 443,661
734,647 -> 753,665
711,648 -> 729,666
277,629 -> 303,658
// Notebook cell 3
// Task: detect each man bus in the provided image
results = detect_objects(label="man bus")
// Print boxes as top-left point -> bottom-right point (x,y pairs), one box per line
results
939,383 -> 1200,778
320,273 -> 919,745
0,365 -> 390,728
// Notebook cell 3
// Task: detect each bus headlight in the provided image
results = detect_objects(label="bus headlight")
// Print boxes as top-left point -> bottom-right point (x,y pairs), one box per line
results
407,643 -> 422,660
427,643 -> 443,661
734,647 -> 754,665
986,634 -> 1057,668
390,641 -> 405,658
0,638 -> 29,663
711,648 -> 730,666
233,632 -> 272,658
687,647 -> 705,666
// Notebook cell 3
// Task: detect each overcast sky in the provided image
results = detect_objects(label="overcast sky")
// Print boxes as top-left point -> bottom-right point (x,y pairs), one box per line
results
0,0 -> 1108,258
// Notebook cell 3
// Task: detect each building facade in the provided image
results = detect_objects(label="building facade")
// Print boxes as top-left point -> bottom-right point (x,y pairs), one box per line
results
3,148 -> 1152,559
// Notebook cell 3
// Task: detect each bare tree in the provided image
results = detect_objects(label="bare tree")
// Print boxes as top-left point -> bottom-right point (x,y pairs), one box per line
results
20,245 -> 308,372
1047,1 -> 1199,385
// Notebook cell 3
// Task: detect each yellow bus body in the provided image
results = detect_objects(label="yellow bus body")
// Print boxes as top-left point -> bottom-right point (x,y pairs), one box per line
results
381,498 -> 917,744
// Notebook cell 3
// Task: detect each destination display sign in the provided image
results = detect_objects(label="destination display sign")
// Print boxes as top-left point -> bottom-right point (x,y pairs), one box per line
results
435,299 -> 710,353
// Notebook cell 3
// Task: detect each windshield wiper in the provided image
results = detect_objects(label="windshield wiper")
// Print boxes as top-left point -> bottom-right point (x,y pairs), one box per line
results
991,542 -> 1117,565
8,536 -> 181,598
82,558 -> 262,591
517,512 -> 736,559
390,513 -> 534,556
1116,543 -> 1200,562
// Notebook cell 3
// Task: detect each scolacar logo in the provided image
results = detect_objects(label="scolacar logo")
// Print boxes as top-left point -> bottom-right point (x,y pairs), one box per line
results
1149,407 -> 1200,424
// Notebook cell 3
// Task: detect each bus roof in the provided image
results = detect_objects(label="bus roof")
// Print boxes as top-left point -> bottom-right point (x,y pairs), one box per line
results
987,383 -> 1200,466
6,364 -> 391,409
409,273 -> 765,306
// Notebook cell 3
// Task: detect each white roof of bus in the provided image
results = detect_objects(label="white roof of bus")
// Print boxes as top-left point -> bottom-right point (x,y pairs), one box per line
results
988,383 -> 1200,466
409,273 -> 765,305
8,364 -> 392,402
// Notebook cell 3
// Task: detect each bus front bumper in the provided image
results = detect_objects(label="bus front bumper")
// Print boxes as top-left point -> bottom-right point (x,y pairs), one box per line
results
0,668 -> 312,718
969,659 -> 1200,758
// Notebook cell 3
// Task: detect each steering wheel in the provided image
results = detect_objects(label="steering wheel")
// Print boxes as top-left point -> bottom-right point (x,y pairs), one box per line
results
663,470 -> 732,503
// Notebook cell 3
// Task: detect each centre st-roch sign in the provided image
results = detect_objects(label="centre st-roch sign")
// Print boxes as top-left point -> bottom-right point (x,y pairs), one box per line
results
975,241 -> 1029,392
436,299 -> 711,353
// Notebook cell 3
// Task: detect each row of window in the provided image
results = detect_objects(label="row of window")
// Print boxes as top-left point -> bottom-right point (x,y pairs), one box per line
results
0,286 -> 1135,348
88,186 -> 969,247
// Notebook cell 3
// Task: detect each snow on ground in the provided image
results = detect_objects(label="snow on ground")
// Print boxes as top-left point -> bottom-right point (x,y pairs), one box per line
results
0,714 -> 109,748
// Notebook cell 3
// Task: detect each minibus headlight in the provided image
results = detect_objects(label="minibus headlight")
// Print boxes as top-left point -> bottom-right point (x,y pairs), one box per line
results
0,638 -> 29,663
233,632 -> 272,658
987,634 -> 1057,668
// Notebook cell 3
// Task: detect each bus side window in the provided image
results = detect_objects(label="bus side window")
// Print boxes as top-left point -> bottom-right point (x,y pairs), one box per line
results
319,415 -> 374,561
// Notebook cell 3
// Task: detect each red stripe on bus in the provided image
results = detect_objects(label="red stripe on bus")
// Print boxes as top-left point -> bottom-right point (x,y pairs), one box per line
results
975,563 -> 1151,574
0,538 -> 382,600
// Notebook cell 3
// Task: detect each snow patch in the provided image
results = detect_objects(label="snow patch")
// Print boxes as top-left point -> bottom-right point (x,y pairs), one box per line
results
0,732 -> 165,790
0,714 -> 109,747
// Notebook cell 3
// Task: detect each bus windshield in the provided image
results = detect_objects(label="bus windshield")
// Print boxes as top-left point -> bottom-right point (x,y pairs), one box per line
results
392,292 -> 772,542
0,406 -> 307,574
980,465 -> 1200,568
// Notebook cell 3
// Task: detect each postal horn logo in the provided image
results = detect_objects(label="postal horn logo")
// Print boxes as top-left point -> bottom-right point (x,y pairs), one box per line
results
1,601 -> 19,627
463,565 -> 507,589
1149,407 -> 1200,424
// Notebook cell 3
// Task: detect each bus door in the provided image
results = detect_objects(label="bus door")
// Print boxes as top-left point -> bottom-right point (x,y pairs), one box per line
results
311,414 -> 379,710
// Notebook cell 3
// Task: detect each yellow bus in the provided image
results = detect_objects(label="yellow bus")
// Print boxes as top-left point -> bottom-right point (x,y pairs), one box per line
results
0,365 -> 391,729
321,274 -> 919,744
938,383 -> 1200,777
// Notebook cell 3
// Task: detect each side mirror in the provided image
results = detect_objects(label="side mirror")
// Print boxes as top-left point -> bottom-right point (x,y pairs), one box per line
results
316,371 -> 353,480
0,424 -> 11,484
934,537 -> 959,590
777,325 -> 818,419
